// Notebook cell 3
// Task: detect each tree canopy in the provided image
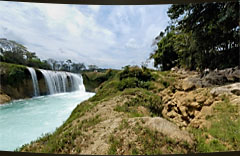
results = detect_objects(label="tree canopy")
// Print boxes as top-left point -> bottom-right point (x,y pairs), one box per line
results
151,2 -> 239,71
0,38 -> 96,72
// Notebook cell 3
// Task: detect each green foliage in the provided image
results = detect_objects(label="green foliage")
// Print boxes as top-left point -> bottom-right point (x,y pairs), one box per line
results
0,62 -> 29,87
88,67 -> 155,102
117,66 -> 154,91
150,29 -> 179,70
151,2 -> 239,71
123,88 -> 163,117
89,80 -> 119,102
114,103 -> 144,118
82,69 -> 119,92
191,96 -> 240,152
108,135 -> 122,154
113,88 -> 163,117
71,63 -> 86,72
27,58 -> 51,70
0,39 -> 51,70
120,66 -> 153,82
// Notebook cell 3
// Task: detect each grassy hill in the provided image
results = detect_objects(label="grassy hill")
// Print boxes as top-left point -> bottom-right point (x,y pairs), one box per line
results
18,66 -> 240,154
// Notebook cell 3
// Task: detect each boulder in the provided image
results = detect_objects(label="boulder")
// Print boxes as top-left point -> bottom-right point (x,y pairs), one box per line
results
0,91 -> 11,104
141,117 -> 194,144
182,78 -> 195,91
210,83 -> 240,96
203,67 -> 240,85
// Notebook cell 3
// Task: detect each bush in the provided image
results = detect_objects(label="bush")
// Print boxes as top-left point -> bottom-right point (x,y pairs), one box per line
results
117,66 -> 154,91
0,62 -> 29,87
123,88 -> 163,116
117,77 -> 138,91
119,66 -> 153,81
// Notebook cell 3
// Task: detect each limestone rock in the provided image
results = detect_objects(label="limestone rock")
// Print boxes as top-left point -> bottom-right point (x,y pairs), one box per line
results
162,95 -> 171,103
210,83 -> 240,96
204,98 -> 214,106
0,92 -> 11,104
188,102 -> 200,109
195,95 -> 206,103
182,79 -> 195,91
167,110 -> 178,118
179,106 -> 188,117
142,117 -> 194,144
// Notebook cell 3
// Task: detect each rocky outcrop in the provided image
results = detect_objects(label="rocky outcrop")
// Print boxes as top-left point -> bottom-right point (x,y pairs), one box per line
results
0,90 -> 11,104
161,87 -> 214,128
161,68 -> 240,129
139,117 -> 194,144
0,63 -> 48,104
210,83 -> 240,96
204,67 -> 240,85
173,66 -> 240,89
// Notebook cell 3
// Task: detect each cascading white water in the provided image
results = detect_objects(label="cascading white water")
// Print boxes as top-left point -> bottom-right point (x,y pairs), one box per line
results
0,68 -> 91,151
27,67 -> 40,96
39,69 -> 85,94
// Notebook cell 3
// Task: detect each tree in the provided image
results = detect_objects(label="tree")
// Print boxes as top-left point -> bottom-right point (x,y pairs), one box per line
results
61,63 -> 69,71
150,27 -> 178,71
88,65 -> 98,71
66,59 -> 72,71
151,2 -> 239,71
25,52 -> 37,60
71,63 -> 86,73
0,38 -> 52,69
167,2 -> 239,70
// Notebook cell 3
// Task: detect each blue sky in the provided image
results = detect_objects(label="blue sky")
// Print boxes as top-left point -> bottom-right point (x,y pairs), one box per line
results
0,1 -> 170,69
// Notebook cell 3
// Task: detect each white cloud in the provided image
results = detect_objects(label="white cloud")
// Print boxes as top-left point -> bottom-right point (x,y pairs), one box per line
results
88,5 -> 101,12
0,2 -> 170,69
125,38 -> 139,49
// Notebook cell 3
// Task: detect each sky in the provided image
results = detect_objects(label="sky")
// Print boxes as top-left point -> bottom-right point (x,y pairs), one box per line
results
0,1 -> 170,69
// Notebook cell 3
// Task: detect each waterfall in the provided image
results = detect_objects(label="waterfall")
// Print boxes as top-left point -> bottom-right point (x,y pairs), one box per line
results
39,69 -> 85,95
27,67 -> 40,96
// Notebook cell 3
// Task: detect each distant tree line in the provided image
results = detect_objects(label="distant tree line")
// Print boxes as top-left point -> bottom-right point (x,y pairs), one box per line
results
150,2 -> 239,71
0,38 -> 100,73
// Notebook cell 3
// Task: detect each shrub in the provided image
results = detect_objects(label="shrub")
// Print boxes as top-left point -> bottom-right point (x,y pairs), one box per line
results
117,66 -> 154,91
123,88 -> 163,116
119,66 -> 153,81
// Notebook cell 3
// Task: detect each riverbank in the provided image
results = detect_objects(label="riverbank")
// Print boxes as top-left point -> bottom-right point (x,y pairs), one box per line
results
18,66 -> 240,154
0,62 -> 108,104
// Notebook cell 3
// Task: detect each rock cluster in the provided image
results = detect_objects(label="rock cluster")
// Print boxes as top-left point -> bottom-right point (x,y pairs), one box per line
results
0,89 -> 11,104
161,87 -> 215,128
173,66 -> 240,89
161,68 -> 240,129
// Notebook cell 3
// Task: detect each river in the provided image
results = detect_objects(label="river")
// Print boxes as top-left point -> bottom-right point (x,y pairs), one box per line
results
0,91 -> 94,151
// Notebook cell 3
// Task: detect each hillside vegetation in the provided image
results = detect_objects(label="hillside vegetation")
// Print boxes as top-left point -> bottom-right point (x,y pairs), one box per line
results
18,66 -> 240,154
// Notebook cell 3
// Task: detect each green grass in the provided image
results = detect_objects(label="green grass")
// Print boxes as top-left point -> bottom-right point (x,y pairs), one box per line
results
81,69 -> 119,92
108,122 -> 192,155
18,66 -> 182,153
122,88 -> 163,117
0,62 -> 29,87
113,88 -> 163,117
114,104 -> 144,118
108,135 -> 123,154
191,96 -> 240,152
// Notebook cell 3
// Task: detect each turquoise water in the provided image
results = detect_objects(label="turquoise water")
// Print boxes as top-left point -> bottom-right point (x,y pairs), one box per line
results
0,91 -> 94,151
